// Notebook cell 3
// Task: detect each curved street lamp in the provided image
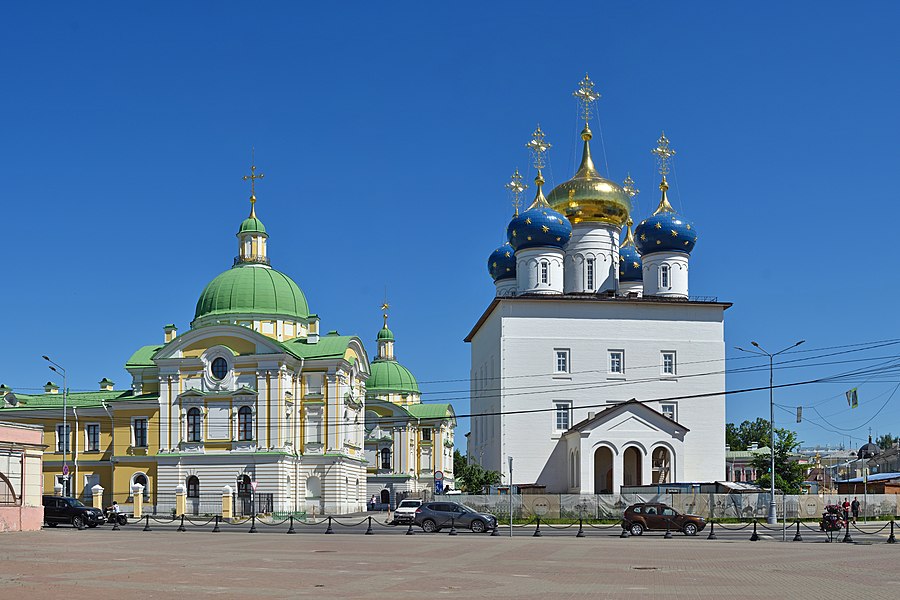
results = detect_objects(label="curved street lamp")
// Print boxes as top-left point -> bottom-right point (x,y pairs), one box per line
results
43,355 -> 69,495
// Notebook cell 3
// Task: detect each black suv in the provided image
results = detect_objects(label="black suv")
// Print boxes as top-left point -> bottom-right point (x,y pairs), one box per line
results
42,495 -> 106,528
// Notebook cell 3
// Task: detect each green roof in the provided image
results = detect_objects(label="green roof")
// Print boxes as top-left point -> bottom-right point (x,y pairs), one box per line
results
282,334 -> 355,361
194,264 -> 309,322
238,216 -> 267,235
125,344 -> 164,368
407,403 -> 454,420
367,359 -> 419,395
376,326 -> 394,342
0,390 -> 158,411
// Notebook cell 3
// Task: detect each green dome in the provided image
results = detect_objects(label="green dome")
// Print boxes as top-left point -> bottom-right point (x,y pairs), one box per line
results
194,265 -> 309,322
367,359 -> 419,395
238,216 -> 267,235
376,326 -> 395,341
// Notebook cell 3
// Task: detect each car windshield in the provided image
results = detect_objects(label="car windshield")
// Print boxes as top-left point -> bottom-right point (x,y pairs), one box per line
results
399,501 -> 419,508
66,498 -> 86,508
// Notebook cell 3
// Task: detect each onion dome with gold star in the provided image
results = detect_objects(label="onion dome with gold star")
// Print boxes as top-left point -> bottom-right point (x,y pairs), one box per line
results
488,242 -> 516,281
546,75 -> 631,227
634,133 -> 698,255
619,218 -> 643,282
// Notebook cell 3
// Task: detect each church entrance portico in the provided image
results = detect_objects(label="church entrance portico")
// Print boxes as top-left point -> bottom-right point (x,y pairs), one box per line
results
622,446 -> 643,487
593,446 -> 613,494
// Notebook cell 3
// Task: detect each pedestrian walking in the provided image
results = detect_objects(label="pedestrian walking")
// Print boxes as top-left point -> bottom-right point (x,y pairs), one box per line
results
842,497 -> 851,523
851,497 -> 860,523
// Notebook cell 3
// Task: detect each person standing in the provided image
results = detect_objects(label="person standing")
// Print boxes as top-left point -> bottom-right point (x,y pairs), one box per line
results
851,497 -> 860,523
842,497 -> 851,524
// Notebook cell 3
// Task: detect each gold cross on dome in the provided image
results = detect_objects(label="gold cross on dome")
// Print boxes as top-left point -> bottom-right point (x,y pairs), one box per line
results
242,153 -> 265,216
505,169 -> 528,216
525,125 -> 551,170
622,174 -> 639,199
651,132 -> 676,176
573,73 -> 601,123
380,300 -> 390,327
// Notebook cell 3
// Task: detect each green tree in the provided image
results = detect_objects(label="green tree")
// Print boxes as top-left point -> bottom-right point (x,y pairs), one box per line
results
726,418 -> 772,451
751,428 -> 806,494
452,449 -> 501,493
876,433 -> 897,450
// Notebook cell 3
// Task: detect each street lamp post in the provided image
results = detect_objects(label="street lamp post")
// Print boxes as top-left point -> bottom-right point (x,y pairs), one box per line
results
735,340 -> 805,525
43,355 -> 68,496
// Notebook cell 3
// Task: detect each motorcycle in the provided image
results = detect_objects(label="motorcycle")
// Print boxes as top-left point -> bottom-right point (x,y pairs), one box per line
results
819,504 -> 846,532
104,507 -> 128,526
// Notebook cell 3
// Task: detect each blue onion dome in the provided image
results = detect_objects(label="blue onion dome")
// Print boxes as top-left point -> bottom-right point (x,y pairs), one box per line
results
618,218 -> 643,282
634,178 -> 697,255
507,172 -> 572,251
547,126 -> 631,226
488,241 -> 516,281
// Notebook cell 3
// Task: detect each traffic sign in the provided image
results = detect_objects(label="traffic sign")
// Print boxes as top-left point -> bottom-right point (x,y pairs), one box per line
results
434,470 -> 444,481
435,480 -> 444,494
62,464 -> 69,477
251,480 -> 259,492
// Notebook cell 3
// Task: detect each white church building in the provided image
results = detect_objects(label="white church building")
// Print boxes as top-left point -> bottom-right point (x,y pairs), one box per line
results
466,75 -> 730,494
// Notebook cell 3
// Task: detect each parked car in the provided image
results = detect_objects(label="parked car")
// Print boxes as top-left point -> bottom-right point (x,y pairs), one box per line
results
414,501 -> 497,533
392,499 -> 423,524
42,495 -> 106,528
621,502 -> 706,536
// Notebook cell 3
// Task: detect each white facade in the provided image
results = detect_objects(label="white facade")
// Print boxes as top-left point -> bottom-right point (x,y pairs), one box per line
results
564,224 -> 620,294
516,247 -> 564,295
467,296 -> 728,493
642,251 -> 689,298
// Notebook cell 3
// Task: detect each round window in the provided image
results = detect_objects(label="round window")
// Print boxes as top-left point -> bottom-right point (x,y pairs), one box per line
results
210,357 -> 228,380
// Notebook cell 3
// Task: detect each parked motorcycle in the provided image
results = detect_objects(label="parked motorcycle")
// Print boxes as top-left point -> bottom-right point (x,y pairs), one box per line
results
104,507 -> 128,526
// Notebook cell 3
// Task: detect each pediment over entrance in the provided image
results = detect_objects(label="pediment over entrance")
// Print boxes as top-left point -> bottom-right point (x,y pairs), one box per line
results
568,399 -> 689,438
608,415 -> 659,433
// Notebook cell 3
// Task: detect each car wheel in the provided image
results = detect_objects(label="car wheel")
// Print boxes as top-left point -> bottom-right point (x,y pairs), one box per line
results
471,519 -> 486,533
422,519 -> 437,533
46,521 -> 57,528
683,522 -> 698,536
72,515 -> 84,529
629,522 -> 644,536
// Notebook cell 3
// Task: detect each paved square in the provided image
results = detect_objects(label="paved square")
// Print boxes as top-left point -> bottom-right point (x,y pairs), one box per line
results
1,528 -> 897,599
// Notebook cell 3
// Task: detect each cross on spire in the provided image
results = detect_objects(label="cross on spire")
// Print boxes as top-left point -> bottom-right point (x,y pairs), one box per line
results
622,174 -> 639,200
651,132 -> 676,177
242,153 -> 265,217
525,125 -> 551,170
573,73 -> 601,124
505,169 -> 528,216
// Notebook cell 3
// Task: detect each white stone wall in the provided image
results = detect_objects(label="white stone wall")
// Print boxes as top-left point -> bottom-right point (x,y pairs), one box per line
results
642,251 -> 689,298
564,224 -> 620,294
515,247 -> 564,294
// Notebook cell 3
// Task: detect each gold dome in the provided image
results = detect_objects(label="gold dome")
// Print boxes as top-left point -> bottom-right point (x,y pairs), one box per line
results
547,126 -> 631,227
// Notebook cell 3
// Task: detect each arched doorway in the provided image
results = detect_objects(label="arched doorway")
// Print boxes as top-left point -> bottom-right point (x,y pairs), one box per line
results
652,447 -> 671,484
236,474 -> 251,515
380,489 -> 390,505
623,446 -> 642,486
593,447 -> 613,494
306,476 -> 322,515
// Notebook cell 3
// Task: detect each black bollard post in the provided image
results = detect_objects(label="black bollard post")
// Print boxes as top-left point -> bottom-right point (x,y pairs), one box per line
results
533,517 -> 542,538
842,517 -> 853,543
888,519 -> 896,544
706,520 -> 717,540
749,521 -> 759,541
576,518 -> 585,538
249,513 -> 258,533
449,517 -> 458,536
212,515 -> 220,533
325,516 -> 334,534
406,522 -> 415,535
143,514 -> 151,532
287,515 -> 296,534
177,515 -> 186,532
365,516 -> 373,535
490,524 -> 500,536
793,520 -> 802,542
112,515 -> 120,531
664,518 -> 672,539
620,524 -> 630,538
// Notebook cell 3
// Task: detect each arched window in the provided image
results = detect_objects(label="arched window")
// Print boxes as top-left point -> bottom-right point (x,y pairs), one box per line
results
237,474 -> 251,498
380,447 -> 392,470
660,265 -> 670,289
187,407 -> 202,442
238,406 -> 253,441
131,473 -> 150,500
540,261 -> 549,285
186,475 -> 200,498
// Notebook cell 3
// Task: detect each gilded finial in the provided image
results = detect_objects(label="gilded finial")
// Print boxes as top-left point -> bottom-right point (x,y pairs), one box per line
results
525,125 -> 552,209
242,151 -> 265,218
573,73 -> 601,126
381,300 -> 390,328
622,174 -> 639,200
505,169 -> 528,217
622,217 -> 637,248
650,134 -> 677,215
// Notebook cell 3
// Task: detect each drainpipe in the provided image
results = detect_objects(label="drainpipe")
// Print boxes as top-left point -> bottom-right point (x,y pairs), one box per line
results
72,406 -> 79,500
102,402 -> 115,502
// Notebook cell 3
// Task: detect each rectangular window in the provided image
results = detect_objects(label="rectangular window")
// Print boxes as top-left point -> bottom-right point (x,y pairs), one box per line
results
421,428 -> 432,441
540,261 -> 549,285
555,349 -> 570,373
661,404 -> 676,420
554,402 -> 572,432
586,258 -> 595,290
56,424 -> 71,453
660,265 -> 670,288
85,424 -> 100,452
662,352 -> 676,376
133,418 -> 148,448
609,350 -> 624,374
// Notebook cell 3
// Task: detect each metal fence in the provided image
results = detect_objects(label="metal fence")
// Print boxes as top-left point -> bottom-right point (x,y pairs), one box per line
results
436,493 -> 900,520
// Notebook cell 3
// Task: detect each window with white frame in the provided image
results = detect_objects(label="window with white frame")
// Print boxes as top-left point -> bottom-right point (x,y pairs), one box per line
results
187,407 -> 202,442
555,349 -> 570,374
586,258 -> 595,290
421,428 -> 432,441
540,260 -> 549,285
238,406 -> 253,441
609,350 -> 624,375
554,401 -> 572,432
132,418 -> 148,448
56,424 -> 71,453
85,423 -> 100,452
661,352 -> 676,376
660,264 -> 670,289
661,403 -> 676,420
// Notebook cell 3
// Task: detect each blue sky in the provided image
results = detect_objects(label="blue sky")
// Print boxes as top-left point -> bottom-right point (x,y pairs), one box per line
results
2,2 -> 898,448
